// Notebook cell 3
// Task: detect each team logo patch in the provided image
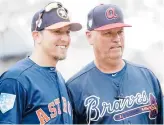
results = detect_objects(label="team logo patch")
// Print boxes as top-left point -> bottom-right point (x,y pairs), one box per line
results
0,93 -> 16,113
105,7 -> 118,19
57,7 -> 68,19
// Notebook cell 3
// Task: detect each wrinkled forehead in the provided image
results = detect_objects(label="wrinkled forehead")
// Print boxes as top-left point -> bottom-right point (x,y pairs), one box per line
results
88,27 -> 124,36
100,27 -> 124,32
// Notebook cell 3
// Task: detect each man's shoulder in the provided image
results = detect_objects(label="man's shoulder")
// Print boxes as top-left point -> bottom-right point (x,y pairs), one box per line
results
66,61 -> 95,85
126,60 -> 157,78
0,58 -> 34,81
126,60 -> 150,71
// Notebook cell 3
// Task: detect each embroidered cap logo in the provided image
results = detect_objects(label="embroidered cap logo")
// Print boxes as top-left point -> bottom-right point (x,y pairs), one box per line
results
57,7 -> 69,20
106,8 -> 118,19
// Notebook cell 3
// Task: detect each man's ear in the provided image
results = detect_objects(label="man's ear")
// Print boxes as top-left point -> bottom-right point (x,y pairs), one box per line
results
86,31 -> 94,45
32,31 -> 42,44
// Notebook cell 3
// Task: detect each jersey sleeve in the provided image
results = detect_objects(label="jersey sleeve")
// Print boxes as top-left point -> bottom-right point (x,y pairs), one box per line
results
0,78 -> 27,124
147,70 -> 163,124
155,79 -> 163,124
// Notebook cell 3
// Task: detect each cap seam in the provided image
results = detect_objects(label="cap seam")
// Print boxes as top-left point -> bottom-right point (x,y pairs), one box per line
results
91,5 -> 100,31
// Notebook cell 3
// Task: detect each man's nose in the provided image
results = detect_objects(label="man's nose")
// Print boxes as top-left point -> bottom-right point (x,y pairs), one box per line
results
61,33 -> 70,42
113,33 -> 121,43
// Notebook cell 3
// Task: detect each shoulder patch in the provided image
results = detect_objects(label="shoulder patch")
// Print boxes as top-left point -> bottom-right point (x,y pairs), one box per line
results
0,93 -> 16,113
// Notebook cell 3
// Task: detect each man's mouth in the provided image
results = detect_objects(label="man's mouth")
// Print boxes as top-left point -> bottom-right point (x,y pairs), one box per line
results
110,46 -> 121,49
56,45 -> 67,49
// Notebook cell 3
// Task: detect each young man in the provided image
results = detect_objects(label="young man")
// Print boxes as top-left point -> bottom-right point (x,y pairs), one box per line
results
0,2 -> 82,124
66,4 -> 163,124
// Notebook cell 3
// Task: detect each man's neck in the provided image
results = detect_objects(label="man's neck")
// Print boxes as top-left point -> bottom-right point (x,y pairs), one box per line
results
94,58 -> 125,74
30,50 -> 57,67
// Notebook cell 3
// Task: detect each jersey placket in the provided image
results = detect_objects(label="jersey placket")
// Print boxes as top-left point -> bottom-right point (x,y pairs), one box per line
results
48,68 -> 68,124
48,68 -> 63,122
109,67 -> 129,124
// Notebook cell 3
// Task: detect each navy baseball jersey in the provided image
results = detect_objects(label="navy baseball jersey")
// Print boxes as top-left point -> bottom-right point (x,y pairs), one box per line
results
0,57 -> 72,124
66,60 -> 163,124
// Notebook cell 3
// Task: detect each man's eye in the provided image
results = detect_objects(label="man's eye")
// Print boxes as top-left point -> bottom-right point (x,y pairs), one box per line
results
67,31 -> 70,34
104,32 -> 112,35
54,30 -> 61,34
118,30 -> 123,34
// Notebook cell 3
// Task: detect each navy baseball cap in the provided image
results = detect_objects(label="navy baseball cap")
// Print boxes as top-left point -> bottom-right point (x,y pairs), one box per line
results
87,4 -> 131,31
31,2 -> 82,32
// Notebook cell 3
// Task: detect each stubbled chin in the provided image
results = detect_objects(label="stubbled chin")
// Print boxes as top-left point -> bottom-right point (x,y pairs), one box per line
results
54,54 -> 67,61
58,56 -> 66,60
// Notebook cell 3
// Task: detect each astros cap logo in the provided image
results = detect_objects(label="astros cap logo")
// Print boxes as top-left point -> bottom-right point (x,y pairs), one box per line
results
57,7 -> 69,20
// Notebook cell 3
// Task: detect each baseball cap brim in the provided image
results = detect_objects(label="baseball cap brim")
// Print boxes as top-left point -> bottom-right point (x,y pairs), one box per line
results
45,22 -> 82,31
94,23 -> 132,31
